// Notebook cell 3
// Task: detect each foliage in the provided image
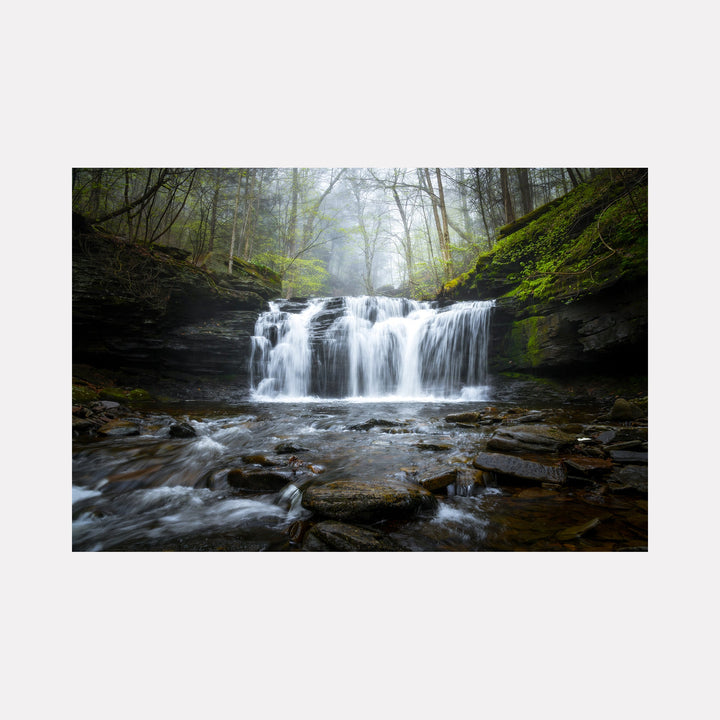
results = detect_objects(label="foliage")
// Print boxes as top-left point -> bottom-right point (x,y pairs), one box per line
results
255,252 -> 330,297
73,167 -> 604,302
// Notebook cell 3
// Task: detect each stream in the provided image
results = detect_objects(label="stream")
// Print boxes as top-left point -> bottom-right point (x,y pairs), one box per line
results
72,392 -> 647,551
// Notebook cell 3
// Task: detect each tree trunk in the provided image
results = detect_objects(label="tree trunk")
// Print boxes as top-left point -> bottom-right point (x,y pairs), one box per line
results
472,168 -> 492,248
286,168 -> 299,257
391,185 -> 414,291
516,168 -> 533,216
228,170 -> 243,274
435,168 -> 452,277
208,168 -> 221,252
500,168 -> 515,224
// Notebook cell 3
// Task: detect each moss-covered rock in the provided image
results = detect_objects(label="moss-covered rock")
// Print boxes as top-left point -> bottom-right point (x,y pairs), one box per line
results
98,387 -> 152,403
72,384 -> 99,403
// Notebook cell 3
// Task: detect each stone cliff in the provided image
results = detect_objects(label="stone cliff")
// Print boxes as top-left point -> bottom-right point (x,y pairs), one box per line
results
72,215 -> 281,396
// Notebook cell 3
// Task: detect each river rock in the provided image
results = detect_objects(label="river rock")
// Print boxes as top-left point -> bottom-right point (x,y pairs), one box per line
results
303,521 -> 403,551
473,451 -> 566,486
274,443 -> 310,454
609,450 -> 648,464
610,398 -> 646,421
241,454 -> 276,467
301,478 -> 437,522
556,517 -> 601,542
349,419 -> 402,431
97,419 -> 140,437
226,469 -> 292,493
418,469 -> 458,493
607,465 -> 648,496
445,411 -> 481,424
72,416 -> 96,434
562,457 -> 614,477
415,442 -> 452,452
487,424 -> 577,453
169,422 -> 196,438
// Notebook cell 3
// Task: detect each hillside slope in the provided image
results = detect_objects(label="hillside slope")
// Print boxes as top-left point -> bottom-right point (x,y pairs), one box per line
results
440,170 -> 648,376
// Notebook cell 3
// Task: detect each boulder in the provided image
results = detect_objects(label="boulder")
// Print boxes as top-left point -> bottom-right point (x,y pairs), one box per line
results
418,469 -> 458,493
607,465 -> 648,496
169,422 -> 196,438
473,451 -> 566,486
487,424 -> 577,453
610,398 -> 646,421
303,521 -> 403,551
226,469 -> 292,493
301,478 -> 437,522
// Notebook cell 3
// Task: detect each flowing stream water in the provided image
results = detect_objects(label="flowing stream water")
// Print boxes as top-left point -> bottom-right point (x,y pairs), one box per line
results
72,297 -> 647,551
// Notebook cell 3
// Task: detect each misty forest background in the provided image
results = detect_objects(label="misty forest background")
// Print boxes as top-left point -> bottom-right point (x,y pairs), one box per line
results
72,168 -> 597,299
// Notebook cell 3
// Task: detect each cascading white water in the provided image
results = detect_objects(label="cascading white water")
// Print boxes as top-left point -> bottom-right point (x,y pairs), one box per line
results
250,296 -> 495,401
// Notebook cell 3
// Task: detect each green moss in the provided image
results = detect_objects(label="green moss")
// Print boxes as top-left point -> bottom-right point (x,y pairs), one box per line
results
72,384 -> 99,403
98,387 -> 153,403
505,316 -> 545,368
442,169 -> 647,304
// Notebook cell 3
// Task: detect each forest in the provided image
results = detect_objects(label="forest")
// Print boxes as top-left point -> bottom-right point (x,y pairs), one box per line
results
72,167 -> 598,299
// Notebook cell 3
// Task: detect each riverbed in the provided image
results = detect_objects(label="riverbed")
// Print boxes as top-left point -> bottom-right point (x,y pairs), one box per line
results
72,379 -> 648,551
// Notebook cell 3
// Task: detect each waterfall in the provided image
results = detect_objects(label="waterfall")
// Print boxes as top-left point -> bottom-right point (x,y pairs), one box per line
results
250,296 -> 494,400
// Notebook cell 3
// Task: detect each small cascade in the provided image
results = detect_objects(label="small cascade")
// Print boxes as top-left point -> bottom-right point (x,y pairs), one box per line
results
250,295 -> 495,400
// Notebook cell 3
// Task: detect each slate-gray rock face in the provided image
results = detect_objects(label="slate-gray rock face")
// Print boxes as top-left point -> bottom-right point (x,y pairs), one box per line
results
487,424 -> 577,453
490,277 -> 647,375
73,228 -> 281,394
473,451 -> 566,486
302,521 -> 403,551
301,479 -> 437,522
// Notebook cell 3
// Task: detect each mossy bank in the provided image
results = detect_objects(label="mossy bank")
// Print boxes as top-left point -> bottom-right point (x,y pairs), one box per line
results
440,169 -> 647,379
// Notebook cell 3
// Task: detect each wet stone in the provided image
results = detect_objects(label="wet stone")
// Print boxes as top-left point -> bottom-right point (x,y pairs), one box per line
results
487,424 -> 577,453
609,398 -> 646,421
98,419 -> 140,437
473,451 -> 566,486
556,517 -> 602,542
169,422 -> 196,438
563,457 -> 614,477
349,418 -> 402,431
301,478 -> 437,523
445,411 -> 481,424
241,454 -> 276,467
607,465 -> 648,497
274,443 -> 310,454
303,521 -> 403,551
414,442 -> 452,452
226,469 -> 292,493
418,469 -> 458,493
610,450 -> 648,464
